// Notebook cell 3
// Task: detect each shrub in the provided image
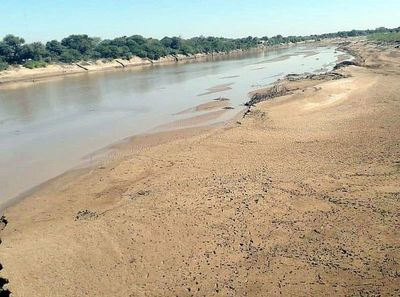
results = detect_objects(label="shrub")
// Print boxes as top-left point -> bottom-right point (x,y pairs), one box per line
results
368,32 -> 400,43
59,49 -> 81,63
0,58 -> 8,70
23,59 -> 47,69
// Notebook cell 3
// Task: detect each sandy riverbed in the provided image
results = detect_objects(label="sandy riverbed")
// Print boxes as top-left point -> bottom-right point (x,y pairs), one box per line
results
0,40 -> 399,296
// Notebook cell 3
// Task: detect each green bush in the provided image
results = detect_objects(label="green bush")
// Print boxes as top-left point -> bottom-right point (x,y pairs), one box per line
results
59,49 -> 82,63
368,32 -> 400,43
0,58 -> 8,70
23,60 -> 47,69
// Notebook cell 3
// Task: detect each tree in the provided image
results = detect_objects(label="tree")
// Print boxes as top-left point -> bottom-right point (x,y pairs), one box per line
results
46,40 -> 64,58
0,42 -> 12,63
61,34 -> 97,57
160,37 -> 173,48
110,36 -> 128,47
21,42 -> 48,61
0,58 -> 8,70
59,48 -> 82,63
170,37 -> 182,50
1,26 -> 399,69
0,34 -> 25,63
95,42 -> 132,59
129,35 -> 146,45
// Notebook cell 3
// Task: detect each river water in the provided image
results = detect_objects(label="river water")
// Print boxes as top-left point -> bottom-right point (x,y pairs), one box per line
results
0,45 -> 348,207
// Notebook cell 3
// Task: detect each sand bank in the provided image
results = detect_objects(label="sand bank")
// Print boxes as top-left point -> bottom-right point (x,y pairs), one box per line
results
0,40 -> 399,296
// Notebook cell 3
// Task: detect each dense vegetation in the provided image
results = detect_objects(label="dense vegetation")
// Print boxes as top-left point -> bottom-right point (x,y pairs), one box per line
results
368,32 -> 400,43
0,26 -> 399,71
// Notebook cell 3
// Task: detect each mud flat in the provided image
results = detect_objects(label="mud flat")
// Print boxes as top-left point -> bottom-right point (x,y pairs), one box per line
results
0,40 -> 399,296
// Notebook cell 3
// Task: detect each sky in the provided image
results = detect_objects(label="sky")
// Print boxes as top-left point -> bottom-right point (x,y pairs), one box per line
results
0,0 -> 399,42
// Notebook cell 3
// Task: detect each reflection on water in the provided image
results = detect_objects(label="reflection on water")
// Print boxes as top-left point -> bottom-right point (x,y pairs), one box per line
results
0,45 -> 345,206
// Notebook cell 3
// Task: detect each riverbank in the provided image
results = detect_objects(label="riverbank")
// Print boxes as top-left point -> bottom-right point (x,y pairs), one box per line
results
0,39 -> 399,296
0,44 -> 341,206
0,49 -> 259,87
0,40 -> 332,88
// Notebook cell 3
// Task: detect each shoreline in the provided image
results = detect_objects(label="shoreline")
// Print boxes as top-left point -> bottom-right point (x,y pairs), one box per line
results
0,100 -> 249,212
0,123 -> 223,212
0,44 -> 340,208
0,40 -> 339,88
1,39 -> 399,296
0,47 -> 265,87
0,41 -> 349,210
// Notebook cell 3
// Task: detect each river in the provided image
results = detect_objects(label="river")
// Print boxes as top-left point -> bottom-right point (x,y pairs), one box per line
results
0,45 -> 348,207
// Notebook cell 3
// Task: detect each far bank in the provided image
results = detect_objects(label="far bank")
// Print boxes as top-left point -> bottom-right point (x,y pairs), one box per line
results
0,40 -> 333,87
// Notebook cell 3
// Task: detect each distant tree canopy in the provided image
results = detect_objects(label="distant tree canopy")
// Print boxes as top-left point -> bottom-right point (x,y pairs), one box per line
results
368,31 -> 400,43
0,26 -> 399,70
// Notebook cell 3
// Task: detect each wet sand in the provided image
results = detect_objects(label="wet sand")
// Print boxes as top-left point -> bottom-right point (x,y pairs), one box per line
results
154,109 -> 228,131
0,45 -> 341,207
0,40 -> 399,296
174,99 -> 231,115
197,83 -> 235,96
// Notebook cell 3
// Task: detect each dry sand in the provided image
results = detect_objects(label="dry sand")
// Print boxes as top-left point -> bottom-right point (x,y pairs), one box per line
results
0,40 -> 399,297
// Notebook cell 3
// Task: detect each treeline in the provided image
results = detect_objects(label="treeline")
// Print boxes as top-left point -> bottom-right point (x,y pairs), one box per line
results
0,26 -> 399,71
0,35 -> 260,70
258,27 -> 400,45
368,32 -> 400,43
